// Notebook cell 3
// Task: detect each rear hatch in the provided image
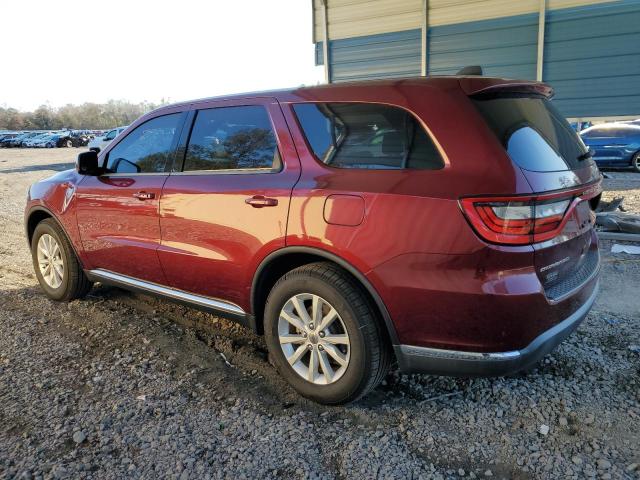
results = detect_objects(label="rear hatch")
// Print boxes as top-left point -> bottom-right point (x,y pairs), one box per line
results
464,80 -> 601,299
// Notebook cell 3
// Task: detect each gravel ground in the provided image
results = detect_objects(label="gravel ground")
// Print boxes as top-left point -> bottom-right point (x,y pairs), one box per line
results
599,171 -> 640,214
1,149 -> 639,480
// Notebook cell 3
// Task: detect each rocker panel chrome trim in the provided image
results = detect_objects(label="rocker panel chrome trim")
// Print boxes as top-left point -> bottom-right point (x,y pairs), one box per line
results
88,269 -> 245,316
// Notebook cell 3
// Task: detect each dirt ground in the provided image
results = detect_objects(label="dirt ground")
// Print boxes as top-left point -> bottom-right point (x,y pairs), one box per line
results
1,148 -> 639,479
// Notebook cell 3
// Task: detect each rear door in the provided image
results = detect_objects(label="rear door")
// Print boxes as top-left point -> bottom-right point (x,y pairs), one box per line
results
472,93 -> 601,297
157,98 -> 300,309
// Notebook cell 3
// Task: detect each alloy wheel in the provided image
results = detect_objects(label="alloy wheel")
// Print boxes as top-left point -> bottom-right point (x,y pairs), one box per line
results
37,234 -> 64,289
278,293 -> 350,385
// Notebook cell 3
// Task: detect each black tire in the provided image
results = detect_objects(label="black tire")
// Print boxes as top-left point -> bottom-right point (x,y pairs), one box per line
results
66,139 -> 73,148
264,262 -> 391,404
31,218 -> 92,301
632,152 -> 640,173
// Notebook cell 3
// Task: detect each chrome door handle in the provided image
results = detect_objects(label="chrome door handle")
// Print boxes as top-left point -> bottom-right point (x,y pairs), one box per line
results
245,195 -> 278,208
133,191 -> 155,200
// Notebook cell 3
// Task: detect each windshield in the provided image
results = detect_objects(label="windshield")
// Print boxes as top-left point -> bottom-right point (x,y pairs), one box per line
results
472,95 -> 592,172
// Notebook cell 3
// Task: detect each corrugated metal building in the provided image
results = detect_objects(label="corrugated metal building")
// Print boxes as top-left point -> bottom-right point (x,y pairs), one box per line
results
312,0 -> 640,120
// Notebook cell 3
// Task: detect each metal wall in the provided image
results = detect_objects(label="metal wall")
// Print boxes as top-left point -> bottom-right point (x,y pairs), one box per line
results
313,0 -> 640,118
313,0 -> 422,41
313,0 -> 618,38
428,13 -> 538,79
543,1 -> 640,117
318,30 -> 422,82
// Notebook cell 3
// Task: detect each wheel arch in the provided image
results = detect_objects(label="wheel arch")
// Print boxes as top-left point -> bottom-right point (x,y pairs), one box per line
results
26,206 -> 56,245
25,206 -> 85,269
251,246 -> 400,346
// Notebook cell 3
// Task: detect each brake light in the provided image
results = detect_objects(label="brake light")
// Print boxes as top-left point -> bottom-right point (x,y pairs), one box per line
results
460,195 -> 573,245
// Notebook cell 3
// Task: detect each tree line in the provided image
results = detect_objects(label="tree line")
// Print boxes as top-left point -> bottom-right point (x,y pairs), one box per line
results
0,100 -> 167,131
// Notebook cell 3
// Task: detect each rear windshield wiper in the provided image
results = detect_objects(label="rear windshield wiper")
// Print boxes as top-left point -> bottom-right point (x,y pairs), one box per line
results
577,150 -> 593,161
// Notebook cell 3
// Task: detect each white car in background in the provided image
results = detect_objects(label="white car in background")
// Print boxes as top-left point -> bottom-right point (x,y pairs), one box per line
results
88,126 -> 128,152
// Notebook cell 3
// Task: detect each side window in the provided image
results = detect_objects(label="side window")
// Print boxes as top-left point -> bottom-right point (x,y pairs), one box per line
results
105,114 -> 182,174
293,103 -> 444,170
183,105 -> 280,172
611,128 -> 632,138
104,129 -> 117,140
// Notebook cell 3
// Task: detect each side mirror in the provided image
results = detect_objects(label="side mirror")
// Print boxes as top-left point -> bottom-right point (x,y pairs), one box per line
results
76,150 -> 100,175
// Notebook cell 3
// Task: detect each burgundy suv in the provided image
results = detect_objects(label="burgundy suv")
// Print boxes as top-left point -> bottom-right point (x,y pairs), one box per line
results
26,77 -> 601,404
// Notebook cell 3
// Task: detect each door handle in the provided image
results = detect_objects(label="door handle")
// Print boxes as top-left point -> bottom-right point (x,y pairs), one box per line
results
245,195 -> 278,208
133,191 -> 155,200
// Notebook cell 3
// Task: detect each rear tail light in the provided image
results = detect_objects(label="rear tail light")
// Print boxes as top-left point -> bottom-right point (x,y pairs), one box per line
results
461,182 -> 602,245
460,195 -> 575,245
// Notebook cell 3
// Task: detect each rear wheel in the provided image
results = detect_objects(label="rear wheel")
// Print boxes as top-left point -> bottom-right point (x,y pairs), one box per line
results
264,262 -> 391,404
31,218 -> 92,301
632,152 -> 640,173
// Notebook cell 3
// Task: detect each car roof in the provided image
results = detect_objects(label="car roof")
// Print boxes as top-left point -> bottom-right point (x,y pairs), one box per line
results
148,76 -> 548,115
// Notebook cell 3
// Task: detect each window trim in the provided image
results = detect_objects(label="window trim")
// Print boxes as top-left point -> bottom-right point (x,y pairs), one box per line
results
174,104 -> 284,176
290,101 -> 448,171
100,112 -> 187,177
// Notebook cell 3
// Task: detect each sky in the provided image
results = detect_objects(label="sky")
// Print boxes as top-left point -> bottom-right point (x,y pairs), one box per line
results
0,0 -> 324,111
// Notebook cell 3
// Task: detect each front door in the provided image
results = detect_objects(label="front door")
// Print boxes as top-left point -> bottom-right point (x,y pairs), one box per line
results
75,111 -> 185,284
157,99 -> 300,309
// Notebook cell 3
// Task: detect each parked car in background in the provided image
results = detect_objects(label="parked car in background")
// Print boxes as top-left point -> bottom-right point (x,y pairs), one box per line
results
15,132 -> 46,148
2,132 -> 32,148
580,123 -> 640,172
88,126 -> 127,152
23,133 -> 55,148
1,130 -> 94,148
0,133 -> 19,146
36,134 -> 60,148
49,132 -> 92,148
26,77 -> 601,404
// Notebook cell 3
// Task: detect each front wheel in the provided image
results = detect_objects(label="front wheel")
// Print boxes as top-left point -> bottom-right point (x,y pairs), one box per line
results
264,262 -> 391,404
31,218 -> 93,301
632,152 -> 640,173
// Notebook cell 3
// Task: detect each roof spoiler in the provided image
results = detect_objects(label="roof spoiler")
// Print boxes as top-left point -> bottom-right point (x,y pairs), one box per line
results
459,78 -> 554,99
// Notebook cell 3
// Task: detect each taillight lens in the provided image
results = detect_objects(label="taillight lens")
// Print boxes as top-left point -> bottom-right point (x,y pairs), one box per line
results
460,196 -> 572,245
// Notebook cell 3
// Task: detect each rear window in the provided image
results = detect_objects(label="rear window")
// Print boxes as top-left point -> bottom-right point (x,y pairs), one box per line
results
472,96 -> 591,172
293,103 -> 443,170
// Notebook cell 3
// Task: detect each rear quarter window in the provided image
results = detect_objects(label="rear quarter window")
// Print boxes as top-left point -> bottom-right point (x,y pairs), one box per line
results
293,103 -> 443,170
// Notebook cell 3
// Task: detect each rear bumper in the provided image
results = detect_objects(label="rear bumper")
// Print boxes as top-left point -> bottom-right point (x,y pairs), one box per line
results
395,280 -> 599,376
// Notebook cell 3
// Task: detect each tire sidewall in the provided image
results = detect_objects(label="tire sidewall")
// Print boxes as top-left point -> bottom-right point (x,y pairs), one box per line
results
264,272 -> 371,404
632,152 -> 640,173
31,221 -> 72,300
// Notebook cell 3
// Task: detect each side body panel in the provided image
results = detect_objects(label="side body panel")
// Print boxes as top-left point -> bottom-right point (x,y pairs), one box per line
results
278,79 -> 598,352
279,81 -> 537,350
